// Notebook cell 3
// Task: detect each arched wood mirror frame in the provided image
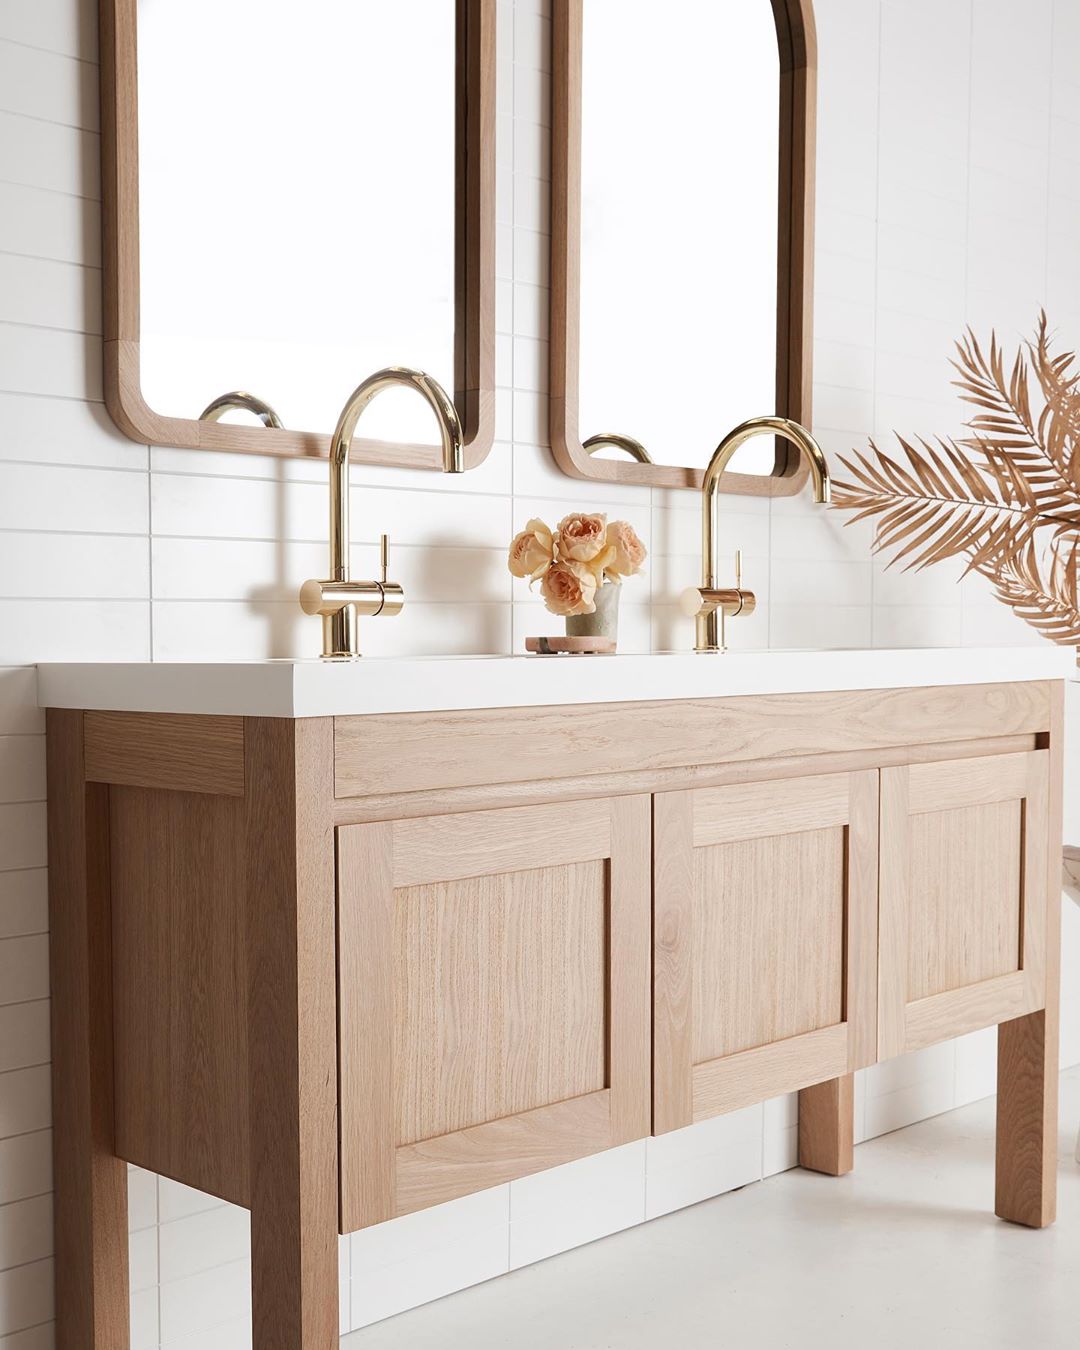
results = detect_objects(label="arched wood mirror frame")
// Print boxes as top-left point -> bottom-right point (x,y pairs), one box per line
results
550,0 -> 817,495
98,0 -> 496,470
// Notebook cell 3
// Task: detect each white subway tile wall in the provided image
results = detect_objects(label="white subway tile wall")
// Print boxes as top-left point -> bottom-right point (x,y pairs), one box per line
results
0,0 -> 1078,1344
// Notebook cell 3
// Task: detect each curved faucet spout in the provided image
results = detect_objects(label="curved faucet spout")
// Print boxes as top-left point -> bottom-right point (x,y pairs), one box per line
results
329,366 -> 463,584
701,416 -> 829,590
199,390 -> 284,428
685,416 -> 830,653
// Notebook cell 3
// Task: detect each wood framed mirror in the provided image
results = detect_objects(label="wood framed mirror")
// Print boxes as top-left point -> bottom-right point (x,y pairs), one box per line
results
99,0 -> 495,469
550,0 -> 816,494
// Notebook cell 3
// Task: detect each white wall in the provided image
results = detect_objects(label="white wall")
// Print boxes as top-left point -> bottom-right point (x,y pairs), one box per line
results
1,1 -> 1078,1346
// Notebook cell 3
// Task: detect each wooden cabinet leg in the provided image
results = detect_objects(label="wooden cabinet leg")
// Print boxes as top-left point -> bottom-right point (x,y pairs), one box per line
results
997,684 -> 1062,1229
996,1009 -> 1058,1228
47,711 -> 130,1349
246,718 -> 340,1348
798,1074 -> 854,1176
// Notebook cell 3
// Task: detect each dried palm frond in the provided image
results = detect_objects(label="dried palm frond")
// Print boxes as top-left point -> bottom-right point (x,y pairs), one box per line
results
974,536 -> 1080,647
830,313 -> 1080,648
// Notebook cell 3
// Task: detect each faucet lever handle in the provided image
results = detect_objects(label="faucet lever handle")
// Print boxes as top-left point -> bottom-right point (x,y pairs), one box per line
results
380,533 -> 389,584
735,548 -> 742,589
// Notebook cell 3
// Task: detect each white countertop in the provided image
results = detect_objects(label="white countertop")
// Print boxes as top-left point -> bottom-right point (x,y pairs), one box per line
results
35,647 -> 1076,719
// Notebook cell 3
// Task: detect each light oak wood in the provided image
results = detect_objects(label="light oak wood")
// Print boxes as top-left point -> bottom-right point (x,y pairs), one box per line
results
395,1090 -> 613,1216
652,792 -> 695,1134
693,1025 -> 850,1120
98,0 -> 495,470
47,710 -> 131,1350
389,798 -> 613,886
110,786 -> 249,1205
333,684 -> 1050,800
996,682 -> 1064,1228
798,1075 -> 854,1176
548,0 -> 817,494
394,861 -> 608,1145
692,826 -> 845,1062
245,718 -> 340,1347
654,768 -> 878,1133
85,710 -> 244,795
908,799 -> 1022,1001
338,794 -> 652,1230
333,732 -> 1040,823
878,751 -> 1049,1060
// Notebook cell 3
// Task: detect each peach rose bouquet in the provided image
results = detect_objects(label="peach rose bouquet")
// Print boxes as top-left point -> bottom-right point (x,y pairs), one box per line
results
508,512 -> 647,617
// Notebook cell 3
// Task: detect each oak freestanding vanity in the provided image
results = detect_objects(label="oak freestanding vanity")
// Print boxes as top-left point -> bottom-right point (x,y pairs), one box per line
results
38,648 -> 1070,1350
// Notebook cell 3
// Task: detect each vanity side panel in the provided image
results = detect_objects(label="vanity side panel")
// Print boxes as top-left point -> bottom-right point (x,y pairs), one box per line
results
85,711 -> 245,796
110,784 -> 250,1206
334,683 -> 1050,799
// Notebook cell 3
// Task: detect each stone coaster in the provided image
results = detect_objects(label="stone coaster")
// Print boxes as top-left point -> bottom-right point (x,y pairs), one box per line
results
525,635 -> 617,655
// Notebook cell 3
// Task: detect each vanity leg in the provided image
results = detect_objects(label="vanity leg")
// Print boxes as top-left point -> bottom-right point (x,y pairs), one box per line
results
246,718 -> 340,1349
996,1009 -> 1058,1228
996,683 -> 1062,1229
798,1074 -> 854,1176
47,710 -> 131,1350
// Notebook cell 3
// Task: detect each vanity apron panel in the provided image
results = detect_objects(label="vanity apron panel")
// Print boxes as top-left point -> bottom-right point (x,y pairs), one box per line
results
332,681 -> 1051,799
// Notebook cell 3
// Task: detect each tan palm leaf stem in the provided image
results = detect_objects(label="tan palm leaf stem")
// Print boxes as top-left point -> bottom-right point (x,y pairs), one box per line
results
830,312 -> 1080,649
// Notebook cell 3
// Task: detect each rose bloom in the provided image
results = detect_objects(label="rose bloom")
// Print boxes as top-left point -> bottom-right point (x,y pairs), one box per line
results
555,512 -> 607,563
507,518 -> 554,579
605,521 -> 647,578
540,560 -> 598,616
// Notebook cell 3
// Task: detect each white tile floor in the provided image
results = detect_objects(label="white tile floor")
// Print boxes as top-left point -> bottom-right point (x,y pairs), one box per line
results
344,1068 -> 1080,1350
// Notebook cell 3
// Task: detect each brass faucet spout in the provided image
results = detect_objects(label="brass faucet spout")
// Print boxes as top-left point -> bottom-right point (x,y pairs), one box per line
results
329,366 -> 463,585
302,366 -> 463,659
688,416 -> 831,652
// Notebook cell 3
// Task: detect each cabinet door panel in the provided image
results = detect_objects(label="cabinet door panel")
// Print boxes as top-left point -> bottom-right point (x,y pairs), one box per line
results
879,750 -> 1048,1059
337,796 -> 651,1231
654,770 -> 879,1133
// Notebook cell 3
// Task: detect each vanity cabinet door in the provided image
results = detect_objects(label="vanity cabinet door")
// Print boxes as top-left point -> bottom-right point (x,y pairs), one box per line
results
336,795 -> 651,1232
653,771 -> 879,1133
878,751 -> 1049,1059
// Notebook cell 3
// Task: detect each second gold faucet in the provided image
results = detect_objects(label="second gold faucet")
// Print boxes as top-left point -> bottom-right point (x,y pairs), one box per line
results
300,367 -> 463,660
681,416 -> 831,653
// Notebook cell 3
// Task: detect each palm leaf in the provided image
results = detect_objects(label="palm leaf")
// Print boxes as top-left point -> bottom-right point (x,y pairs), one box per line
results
974,536 -> 1080,646
832,437 -> 1040,572
831,312 -> 1080,651
953,318 -> 1080,518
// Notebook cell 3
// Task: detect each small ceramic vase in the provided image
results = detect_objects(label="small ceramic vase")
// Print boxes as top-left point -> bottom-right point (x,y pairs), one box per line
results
565,580 -> 620,645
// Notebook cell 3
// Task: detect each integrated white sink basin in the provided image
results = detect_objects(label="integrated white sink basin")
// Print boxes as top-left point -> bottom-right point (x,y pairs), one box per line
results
36,647 -> 1074,718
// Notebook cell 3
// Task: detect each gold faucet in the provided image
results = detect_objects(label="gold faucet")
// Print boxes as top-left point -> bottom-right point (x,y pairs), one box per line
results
681,415 -> 830,652
199,391 -> 284,427
300,366 -> 463,660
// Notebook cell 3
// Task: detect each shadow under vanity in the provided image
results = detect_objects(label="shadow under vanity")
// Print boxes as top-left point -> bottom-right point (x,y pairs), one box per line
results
40,653 -> 1068,1349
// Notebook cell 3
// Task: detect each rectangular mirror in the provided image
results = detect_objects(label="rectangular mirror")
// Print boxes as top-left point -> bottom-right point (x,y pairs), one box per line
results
99,0 -> 495,468
550,0 -> 816,493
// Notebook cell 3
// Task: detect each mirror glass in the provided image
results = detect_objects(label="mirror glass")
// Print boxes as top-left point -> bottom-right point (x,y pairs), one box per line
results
136,0 -> 455,443
578,0 -> 780,474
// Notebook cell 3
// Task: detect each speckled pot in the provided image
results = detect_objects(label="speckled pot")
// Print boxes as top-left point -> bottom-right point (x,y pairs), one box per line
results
565,581 -> 620,646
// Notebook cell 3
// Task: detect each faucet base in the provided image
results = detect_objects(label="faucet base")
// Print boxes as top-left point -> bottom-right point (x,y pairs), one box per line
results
322,608 -> 361,661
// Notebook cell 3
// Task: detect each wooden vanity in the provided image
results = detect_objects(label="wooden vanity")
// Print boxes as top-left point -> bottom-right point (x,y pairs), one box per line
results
39,653 -> 1068,1350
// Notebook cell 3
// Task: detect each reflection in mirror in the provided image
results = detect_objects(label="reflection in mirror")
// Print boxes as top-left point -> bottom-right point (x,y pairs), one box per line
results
551,0 -> 815,493
579,0 -> 778,474
199,392 -> 285,429
583,432 -> 652,464
136,0 -> 455,446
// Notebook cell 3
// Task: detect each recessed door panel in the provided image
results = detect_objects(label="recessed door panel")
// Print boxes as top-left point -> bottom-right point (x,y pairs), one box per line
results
337,796 -> 651,1232
879,751 -> 1048,1058
654,770 -> 879,1133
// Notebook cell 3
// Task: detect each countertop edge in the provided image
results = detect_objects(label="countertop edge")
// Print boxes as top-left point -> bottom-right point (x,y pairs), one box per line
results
34,648 -> 1077,719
